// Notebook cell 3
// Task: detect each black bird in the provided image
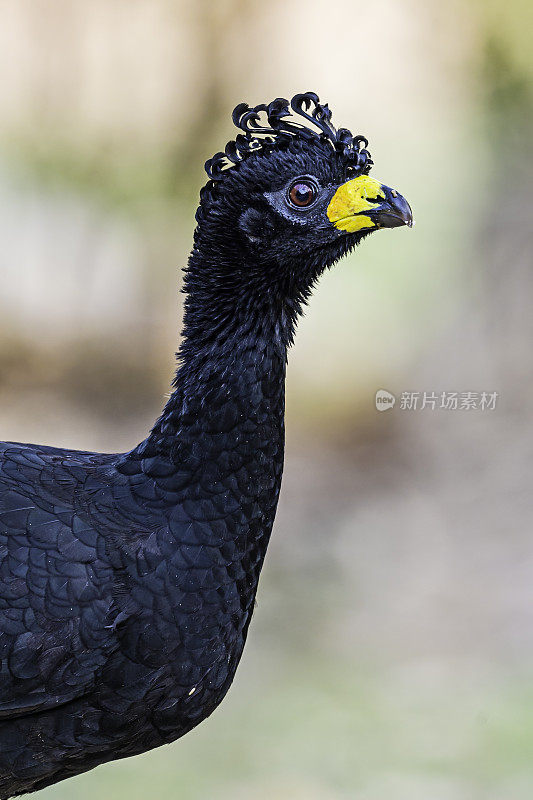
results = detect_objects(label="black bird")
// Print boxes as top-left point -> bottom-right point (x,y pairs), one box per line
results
0,92 -> 412,797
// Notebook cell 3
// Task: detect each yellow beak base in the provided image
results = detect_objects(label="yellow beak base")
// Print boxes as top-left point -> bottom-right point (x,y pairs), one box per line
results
327,175 -> 386,233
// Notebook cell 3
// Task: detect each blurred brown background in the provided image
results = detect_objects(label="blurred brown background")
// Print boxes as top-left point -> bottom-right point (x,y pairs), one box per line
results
1,1 -> 532,798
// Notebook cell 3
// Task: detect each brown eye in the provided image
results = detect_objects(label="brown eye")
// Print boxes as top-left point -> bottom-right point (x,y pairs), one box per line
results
288,180 -> 317,208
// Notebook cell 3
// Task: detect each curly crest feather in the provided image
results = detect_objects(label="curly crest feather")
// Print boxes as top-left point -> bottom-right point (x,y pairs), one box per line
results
205,91 -> 373,182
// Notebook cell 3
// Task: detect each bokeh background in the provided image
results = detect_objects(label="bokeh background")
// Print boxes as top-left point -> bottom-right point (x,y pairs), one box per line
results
1,1 -> 532,797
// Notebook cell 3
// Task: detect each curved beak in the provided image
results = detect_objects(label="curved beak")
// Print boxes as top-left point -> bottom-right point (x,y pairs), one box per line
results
327,175 -> 413,234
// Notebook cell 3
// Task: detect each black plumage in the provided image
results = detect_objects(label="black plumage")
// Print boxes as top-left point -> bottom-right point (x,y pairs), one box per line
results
0,92 -> 412,797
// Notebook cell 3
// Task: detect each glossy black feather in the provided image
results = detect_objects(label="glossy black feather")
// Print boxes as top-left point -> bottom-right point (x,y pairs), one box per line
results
0,340 -> 286,797
0,92 -> 386,798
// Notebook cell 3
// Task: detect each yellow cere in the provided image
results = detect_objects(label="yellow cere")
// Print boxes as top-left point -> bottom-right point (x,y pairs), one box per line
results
327,175 -> 386,233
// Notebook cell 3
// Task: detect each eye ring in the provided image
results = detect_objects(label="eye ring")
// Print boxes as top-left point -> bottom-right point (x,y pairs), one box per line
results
287,179 -> 318,209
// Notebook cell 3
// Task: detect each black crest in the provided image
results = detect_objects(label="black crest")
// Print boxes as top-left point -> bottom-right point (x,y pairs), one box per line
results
205,91 -> 372,181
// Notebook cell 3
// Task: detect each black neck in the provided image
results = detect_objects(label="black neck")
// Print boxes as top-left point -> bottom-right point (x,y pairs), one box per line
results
115,224 -> 293,616
122,235 -> 293,478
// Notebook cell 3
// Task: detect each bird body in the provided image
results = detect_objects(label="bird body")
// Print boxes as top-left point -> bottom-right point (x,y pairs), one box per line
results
0,331 -> 285,797
0,92 -> 412,797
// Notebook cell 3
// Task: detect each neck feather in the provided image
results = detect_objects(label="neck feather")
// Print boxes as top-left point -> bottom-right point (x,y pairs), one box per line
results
123,234 -> 293,467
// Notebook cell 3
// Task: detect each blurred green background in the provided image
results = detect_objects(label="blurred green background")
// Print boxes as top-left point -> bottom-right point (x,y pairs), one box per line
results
1,0 -> 532,797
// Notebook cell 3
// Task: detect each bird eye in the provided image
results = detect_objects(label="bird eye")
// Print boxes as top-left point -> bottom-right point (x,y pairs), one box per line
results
288,180 -> 317,208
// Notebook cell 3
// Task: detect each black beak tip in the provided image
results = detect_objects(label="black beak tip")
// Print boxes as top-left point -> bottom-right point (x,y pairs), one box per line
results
388,190 -> 413,228
369,186 -> 414,230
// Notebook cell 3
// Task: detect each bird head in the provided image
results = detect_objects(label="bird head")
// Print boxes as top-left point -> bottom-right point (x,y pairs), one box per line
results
189,92 -> 412,339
